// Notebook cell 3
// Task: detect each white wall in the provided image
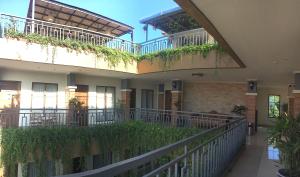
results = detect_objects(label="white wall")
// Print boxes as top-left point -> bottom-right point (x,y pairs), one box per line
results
0,69 -> 159,109
0,69 -> 67,109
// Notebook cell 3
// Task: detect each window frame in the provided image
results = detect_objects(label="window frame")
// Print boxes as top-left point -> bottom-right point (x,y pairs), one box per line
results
31,82 -> 58,110
141,89 -> 154,109
268,95 -> 280,118
96,86 -> 116,109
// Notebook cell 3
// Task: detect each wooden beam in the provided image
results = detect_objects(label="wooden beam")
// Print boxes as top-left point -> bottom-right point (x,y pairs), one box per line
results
175,0 -> 246,68
35,4 -> 109,27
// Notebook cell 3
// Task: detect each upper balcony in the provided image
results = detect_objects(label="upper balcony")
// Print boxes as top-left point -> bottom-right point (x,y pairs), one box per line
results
0,11 -> 239,76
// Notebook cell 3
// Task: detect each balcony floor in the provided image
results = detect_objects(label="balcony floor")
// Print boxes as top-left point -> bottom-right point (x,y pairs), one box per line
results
225,127 -> 280,177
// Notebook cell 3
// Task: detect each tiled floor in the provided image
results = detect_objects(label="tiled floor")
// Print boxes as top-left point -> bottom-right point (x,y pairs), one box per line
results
225,127 -> 280,177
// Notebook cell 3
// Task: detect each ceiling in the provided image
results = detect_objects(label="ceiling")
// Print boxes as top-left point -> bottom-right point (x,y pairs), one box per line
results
171,0 -> 300,87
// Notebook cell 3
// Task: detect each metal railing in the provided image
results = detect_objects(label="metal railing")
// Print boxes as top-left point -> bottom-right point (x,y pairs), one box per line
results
0,108 -> 125,128
0,14 -> 139,54
130,108 -> 241,129
0,108 -> 239,129
139,28 -> 215,55
0,13 -> 216,57
55,116 -> 246,177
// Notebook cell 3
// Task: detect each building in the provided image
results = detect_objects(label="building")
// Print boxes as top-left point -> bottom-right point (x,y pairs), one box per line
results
0,0 -> 298,177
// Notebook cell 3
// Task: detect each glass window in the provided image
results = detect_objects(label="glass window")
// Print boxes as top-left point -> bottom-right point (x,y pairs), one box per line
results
32,83 -> 58,109
141,89 -> 154,109
268,95 -> 280,118
96,86 -> 115,109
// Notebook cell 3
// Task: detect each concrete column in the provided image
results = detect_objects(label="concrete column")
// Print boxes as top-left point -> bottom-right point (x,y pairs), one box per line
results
171,80 -> 183,126
158,84 -> 164,110
245,80 -> 257,132
121,79 -> 131,120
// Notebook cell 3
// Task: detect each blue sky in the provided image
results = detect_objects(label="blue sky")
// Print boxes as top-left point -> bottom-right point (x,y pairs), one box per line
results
0,0 -> 178,42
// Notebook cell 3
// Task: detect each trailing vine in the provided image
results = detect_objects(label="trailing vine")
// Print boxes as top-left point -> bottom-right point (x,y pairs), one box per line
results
4,30 -> 224,70
137,43 -> 225,69
4,30 -> 136,68
1,121 -> 200,177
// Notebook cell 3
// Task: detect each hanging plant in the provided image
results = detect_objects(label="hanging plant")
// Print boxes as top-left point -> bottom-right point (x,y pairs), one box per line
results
4,30 -> 137,68
1,121 -> 200,177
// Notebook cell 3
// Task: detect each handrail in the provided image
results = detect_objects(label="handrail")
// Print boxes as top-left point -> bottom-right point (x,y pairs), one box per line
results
0,13 -> 139,54
0,13 -> 216,56
1,13 -> 112,39
55,118 -> 245,177
132,108 -> 243,119
139,28 -> 206,45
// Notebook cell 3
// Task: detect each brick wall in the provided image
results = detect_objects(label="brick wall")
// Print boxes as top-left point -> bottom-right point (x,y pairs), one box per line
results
183,82 -> 247,114
293,94 -> 300,117
246,95 -> 257,124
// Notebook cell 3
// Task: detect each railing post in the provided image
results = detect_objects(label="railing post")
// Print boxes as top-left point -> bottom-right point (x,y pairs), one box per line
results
0,14 -> 4,38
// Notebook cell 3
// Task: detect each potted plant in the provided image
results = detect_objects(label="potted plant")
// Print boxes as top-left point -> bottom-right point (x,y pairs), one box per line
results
231,105 -> 247,115
69,98 -> 87,126
268,114 -> 300,177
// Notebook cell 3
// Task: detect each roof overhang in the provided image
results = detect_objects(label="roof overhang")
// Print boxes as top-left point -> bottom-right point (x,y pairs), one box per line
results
27,0 -> 134,37
140,7 -> 201,34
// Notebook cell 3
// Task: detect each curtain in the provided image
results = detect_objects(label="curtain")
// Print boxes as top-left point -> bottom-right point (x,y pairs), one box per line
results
32,83 -> 45,109
32,83 -> 57,110
45,84 -> 58,109
96,87 -> 115,109
141,90 -> 154,109
96,87 -> 105,109
106,87 -> 115,109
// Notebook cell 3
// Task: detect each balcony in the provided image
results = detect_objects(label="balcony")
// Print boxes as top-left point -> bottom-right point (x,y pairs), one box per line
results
0,108 -> 246,177
0,14 -> 239,75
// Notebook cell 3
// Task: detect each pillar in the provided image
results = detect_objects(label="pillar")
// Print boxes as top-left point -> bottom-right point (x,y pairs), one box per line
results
121,79 -> 131,120
288,84 -> 295,116
158,84 -> 164,110
171,80 -> 183,126
292,72 -> 300,118
66,73 -> 77,125
245,80 -> 257,132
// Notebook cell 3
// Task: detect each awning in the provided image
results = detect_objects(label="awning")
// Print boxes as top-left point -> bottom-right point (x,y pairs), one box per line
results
27,0 -> 134,37
140,7 -> 201,34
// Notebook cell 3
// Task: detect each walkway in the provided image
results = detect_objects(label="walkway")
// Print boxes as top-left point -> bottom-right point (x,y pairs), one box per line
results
225,127 -> 280,177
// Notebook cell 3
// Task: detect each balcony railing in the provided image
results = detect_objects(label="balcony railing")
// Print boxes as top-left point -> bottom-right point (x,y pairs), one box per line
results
0,13 -> 215,57
0,108 -> 125,128
0,14 -> 139,54
54,114 -> 246,177
0,108 -> 239,128
139,28 -> 215,55
0,108 -> 245,177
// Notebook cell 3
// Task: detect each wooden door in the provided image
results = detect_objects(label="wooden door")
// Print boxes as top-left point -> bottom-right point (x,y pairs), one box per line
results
0,81 -> 21,127
130,88 -> 136,109
75,85 -> 89,107
75,85 -> 88,126
164,90 -> 172,110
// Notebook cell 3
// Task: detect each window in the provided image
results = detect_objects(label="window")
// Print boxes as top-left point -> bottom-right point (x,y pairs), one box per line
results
268,95 -> 280,118
31,83 -> 58,109
92,151 -> 112,169
96,86 -> 115,109
141,89 -> 154,109
27,161 -> 55,177
72,157 -> 85,173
